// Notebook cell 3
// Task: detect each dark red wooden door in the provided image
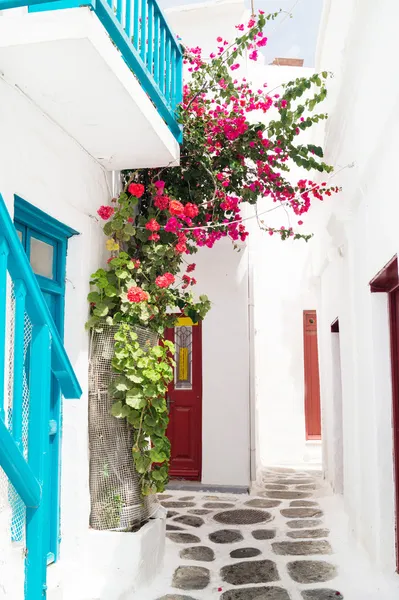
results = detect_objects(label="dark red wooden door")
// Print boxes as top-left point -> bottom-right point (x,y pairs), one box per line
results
389,287 -> 399,571
303,310 -> 322,439
165,321 -> 202,480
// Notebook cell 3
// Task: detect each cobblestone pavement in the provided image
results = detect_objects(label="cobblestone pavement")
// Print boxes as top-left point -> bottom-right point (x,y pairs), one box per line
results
142,468 -> 346,600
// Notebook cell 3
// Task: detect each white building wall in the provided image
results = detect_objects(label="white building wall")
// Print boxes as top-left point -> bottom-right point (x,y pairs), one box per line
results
194,241 -> 250,488
309,0 -> 399,574
0,74 -> 165,599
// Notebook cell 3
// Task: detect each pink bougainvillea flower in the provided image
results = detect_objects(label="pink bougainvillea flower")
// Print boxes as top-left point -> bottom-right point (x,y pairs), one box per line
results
154,195 -> 170,210
231,63 -> 240,71
128,183 -> 145,198
97,205 -> 114,220
217,36 -> 223,42
281,99 -> 288,109
145,218 -> 161,232
165,217 -> 181,233
169,199 -> 185,215
249,50 -> 258,61
184,203 -> 199,218
155,273 -> 175,288
127,286 -> 148,303
154,180 -> 165,194
257,36 -> 267,47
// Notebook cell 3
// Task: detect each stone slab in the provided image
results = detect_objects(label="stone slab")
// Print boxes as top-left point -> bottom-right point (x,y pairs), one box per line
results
281,508 -> 323,519
302,590 -> 343,600
252,529 -> 277,540
230,547 -> 262,559
172,566 -> 210,590
287,561 -> 337,583
180,546 -> 215,562
220,587 -> 290,600
221,559 -> 279,585
209,529 -> 243,544
272,541 -> 332,555
287,529 -> 329,539
167,533 -> 201,544
214,509 -> 272,525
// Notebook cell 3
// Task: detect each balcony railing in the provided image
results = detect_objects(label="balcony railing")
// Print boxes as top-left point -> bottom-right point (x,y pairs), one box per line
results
0,192 -> 81,599
0,0 -> 183,142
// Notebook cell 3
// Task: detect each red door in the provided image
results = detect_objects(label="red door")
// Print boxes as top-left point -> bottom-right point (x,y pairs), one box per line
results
165,320 -> 202,480
303,310 -> 322,439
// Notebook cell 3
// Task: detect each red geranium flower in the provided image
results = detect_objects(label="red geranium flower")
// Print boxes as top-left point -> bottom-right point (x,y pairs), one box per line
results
155,273 -> 175,288
154,195 -> 170,210
148,233 -> 160,242
169,200 -> 184,216
187,263 -> 196,273
184,203 -> 199,218
145,218 -> 161,232
128,183 -> 145,198
97,206 -> 115,220
127,286 -> 149,303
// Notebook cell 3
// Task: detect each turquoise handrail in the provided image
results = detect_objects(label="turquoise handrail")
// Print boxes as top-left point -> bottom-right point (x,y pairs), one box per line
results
0,0 -> 183,142
0,192 -> 82,600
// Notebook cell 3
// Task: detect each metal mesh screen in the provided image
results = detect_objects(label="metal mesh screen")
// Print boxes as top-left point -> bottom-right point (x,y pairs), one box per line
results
89,326 -> 160,531
7,285 -> 32,542
0,280 -> 29,598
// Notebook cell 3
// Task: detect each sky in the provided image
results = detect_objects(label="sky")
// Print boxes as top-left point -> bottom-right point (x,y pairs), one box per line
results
158,0 -> 324,67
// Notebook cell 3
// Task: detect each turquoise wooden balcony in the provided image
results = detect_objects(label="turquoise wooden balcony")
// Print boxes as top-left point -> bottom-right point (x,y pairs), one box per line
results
0,0 -> 182,168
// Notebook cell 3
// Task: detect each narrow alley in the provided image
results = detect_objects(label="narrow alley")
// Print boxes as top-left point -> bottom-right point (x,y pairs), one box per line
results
142,468 -> 399,600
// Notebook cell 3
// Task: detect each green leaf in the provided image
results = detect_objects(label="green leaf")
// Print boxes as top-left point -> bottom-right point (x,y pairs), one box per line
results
111,401 -> 124,417
88,292 -> 102,303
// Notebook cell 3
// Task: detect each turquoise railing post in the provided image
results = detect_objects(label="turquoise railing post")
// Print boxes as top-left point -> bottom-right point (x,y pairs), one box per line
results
25,324 -> 51,600
171,47 -> 176,109
0,237 -> 9,422
160,25 -> 166,95
153,9 -> 160,84
133,0 -> 139,49
125,0 -> 132,40
147,0 -> 153,71
116,0 -> 122,24
140,0 -> 147,62
12,279 -> 26,452
165,37 -> 171,105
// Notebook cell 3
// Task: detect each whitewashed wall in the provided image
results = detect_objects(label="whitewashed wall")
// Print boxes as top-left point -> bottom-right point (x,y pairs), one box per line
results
0,75 -> 165,598
194,241 -> 250,488
308,0 -> 399,574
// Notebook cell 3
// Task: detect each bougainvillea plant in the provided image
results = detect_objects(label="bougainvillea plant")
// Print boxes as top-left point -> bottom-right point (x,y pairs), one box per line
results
87,10 -> 340,496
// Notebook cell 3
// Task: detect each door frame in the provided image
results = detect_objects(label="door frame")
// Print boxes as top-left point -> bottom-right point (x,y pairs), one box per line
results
370,255 -> 399,571
14,195 -> 78,563
166,318 -> 203,481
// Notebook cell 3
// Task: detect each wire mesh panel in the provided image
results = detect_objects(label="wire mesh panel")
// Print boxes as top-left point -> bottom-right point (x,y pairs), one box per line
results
89,326 -> 159,531
0,280 -> 29,599
7,284 -> 32,542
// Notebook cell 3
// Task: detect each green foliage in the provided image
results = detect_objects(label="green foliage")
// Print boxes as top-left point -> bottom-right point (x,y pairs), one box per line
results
110,324 -> 174,495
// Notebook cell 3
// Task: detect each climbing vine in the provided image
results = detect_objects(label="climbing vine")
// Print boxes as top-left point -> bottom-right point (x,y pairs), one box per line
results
87,10 -> 339,496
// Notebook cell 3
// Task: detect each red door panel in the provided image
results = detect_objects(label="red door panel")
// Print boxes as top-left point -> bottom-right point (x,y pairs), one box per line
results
165,322 -> 202,480
303,310 -> 322,439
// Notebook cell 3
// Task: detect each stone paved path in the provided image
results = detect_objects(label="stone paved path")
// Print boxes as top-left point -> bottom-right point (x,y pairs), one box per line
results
142,468 -> 346,600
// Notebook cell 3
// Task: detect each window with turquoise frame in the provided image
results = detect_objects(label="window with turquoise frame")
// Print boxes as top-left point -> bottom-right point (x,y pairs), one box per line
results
14,196 -> 78,564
